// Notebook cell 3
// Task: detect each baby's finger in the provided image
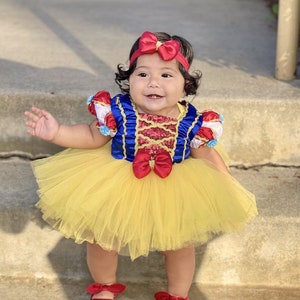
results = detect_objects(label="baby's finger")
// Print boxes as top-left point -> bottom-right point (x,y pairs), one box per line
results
25,120 -> 36,129
30,106 -> 43,114
24,110 -> 42,122
27,128 -> 33,135
24,111 -> 36,121
31,107 -> 50,120
27,128 -> 38,136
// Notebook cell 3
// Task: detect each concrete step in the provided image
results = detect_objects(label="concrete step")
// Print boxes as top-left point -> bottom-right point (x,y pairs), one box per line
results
1,157 -> 299,299
1,277 -> 300,300
2,93 -> 300,167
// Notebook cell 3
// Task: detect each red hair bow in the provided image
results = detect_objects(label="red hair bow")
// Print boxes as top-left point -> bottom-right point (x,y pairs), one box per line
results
132,149 -> 173,179
130,31 -> 189,70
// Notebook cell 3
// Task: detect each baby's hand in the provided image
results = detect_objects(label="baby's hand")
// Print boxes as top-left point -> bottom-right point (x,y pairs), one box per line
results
24,107 -> 60,141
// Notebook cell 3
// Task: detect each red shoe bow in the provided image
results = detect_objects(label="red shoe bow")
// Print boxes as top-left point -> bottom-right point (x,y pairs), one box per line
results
132,149 -> 173,179
155,291 -> 189,300
86,283 -> 126,295
130,31 -> 189,70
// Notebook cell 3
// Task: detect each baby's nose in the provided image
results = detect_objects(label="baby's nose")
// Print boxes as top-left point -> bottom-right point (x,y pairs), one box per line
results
148,79 -> 160,88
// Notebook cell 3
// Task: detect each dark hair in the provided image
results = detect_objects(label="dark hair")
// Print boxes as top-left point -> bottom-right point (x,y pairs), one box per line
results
115,32 -> 202,95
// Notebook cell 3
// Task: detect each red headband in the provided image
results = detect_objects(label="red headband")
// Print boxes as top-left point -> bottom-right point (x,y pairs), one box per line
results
129,31 -> 190,71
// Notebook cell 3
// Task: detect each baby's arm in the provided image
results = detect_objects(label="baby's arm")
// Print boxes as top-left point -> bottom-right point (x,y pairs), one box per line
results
25,106 -> 111,148
190,146 -> 230,175
190,110 -> 229,174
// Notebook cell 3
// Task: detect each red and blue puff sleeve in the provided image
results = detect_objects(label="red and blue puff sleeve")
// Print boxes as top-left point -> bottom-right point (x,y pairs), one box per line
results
190,110 -> 224,148
86,90 -> 117,137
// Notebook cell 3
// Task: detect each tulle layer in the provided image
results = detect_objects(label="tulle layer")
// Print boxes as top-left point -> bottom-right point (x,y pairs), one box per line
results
33,143 -> 257,260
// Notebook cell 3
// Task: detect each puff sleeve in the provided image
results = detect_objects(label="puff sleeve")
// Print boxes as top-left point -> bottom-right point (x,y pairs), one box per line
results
190,110 -> 224,148
86,90 -> 117,137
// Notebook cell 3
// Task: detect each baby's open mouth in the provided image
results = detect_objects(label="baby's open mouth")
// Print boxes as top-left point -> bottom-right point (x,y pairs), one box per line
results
146,94 -> 163,99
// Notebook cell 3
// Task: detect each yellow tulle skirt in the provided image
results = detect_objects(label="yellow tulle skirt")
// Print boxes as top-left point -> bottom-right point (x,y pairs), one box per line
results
33,143 -> 257,260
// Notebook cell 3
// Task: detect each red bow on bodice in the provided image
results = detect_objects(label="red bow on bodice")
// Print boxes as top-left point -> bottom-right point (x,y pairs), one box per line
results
132,149 -> 173,179
130,31 -> 189,70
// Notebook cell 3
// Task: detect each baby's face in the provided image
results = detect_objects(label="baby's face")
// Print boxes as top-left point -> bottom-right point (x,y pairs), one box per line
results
129,53 -> 185,118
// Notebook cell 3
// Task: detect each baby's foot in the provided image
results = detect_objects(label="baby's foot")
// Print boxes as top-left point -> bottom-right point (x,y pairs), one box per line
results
92,290 -> 114,299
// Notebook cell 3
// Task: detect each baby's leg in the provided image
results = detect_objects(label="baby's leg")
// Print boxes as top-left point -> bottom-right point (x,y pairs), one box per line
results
87,242 -> 118,299
162,246 -> 195,298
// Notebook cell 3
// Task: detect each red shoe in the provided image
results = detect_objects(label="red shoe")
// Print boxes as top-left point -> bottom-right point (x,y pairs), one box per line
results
154,291 -> 189,300
87,283 -> 126,300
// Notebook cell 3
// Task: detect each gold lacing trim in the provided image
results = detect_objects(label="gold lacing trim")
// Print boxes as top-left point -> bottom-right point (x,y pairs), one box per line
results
116,96 -> 128,159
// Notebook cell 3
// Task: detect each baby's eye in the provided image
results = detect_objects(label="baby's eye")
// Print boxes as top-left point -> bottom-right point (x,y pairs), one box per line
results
137,72 -> 147,77
161,73 -> 172,78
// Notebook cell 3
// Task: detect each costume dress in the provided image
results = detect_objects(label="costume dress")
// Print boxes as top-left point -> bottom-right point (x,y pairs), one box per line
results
33,91 -> 257,260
